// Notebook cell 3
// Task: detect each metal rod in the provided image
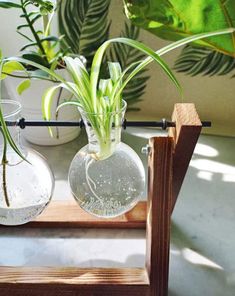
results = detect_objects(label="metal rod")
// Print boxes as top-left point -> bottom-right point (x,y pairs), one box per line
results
4,118 -> 211,130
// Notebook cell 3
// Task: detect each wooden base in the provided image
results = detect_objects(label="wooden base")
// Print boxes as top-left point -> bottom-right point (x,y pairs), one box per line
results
0,267 -> 149,296
24,200 -> 146,229
0,104 -> 202,296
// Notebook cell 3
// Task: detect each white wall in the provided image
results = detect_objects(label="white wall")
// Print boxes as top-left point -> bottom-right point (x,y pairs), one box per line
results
0,1 -> 234,136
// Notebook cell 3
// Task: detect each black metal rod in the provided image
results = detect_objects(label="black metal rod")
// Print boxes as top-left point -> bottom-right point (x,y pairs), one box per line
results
4,118 -> 211,130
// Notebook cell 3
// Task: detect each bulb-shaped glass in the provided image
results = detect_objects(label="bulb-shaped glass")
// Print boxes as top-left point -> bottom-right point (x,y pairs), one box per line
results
69,101 -> 145,218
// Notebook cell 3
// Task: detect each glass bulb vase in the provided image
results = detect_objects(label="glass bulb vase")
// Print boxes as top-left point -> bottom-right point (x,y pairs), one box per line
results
0,100 -> 54,225
69,101 -> 145,218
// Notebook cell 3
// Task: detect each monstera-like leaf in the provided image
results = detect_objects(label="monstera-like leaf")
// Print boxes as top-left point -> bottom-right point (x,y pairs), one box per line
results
123,0 -> 235,57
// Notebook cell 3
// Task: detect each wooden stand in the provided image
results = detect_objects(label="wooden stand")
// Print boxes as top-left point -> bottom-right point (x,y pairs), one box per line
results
0,103 -> 202,296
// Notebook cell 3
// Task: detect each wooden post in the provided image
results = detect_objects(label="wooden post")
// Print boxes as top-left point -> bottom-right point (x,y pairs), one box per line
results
0,103 -> 203,296
169,104 -> 202,212
146,137 -> 173,296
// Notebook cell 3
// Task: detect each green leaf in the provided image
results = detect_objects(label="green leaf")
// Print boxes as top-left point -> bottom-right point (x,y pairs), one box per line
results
108,62 -> 122,84
56,100 -> 82,113
1,28 -> 234,162
40,36 -> 59,42
90,37 -> 182,112
123,0 -> 235,57
21,52 -> 50,68
42,84 -> 63,121
17,30 -> 34,43
31,0 -> 54,14
1,61 -> 26,79
174,45 -> 235,77
58,0 -> 111,69
17,79 -> 31,95
20,42 -> 38,51
64,56 -> 92,111
109,29 -> 235,104
30,13 -> 41,24
0,61 -> 29,163
0,1 -> 21,8
17,24 -> 29,30
108,22 -> 149,106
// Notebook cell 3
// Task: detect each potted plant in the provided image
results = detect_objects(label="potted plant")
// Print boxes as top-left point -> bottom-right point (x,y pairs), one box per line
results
0,0 -> 82,145
0,27 -> 233,219
58,0 -> 150,111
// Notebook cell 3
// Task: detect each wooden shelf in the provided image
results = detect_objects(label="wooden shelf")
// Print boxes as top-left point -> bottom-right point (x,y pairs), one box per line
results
0,103 -> 202,296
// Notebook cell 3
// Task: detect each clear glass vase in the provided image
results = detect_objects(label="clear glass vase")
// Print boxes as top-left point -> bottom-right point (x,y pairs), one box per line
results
69,101 -> 145,218
0,100 -> 54,225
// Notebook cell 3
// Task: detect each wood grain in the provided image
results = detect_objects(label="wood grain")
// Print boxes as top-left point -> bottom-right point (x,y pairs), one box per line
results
0,103 -> 203,295
0,267 -> 150,296
145,137 -> 173,296
169,103 -> 202,212
0,201 -> 146,229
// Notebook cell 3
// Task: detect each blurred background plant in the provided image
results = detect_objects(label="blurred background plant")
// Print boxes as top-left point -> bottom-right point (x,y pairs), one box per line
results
123,0 -> 235,78
174,45 -> 235,77
0,0 -> 66,70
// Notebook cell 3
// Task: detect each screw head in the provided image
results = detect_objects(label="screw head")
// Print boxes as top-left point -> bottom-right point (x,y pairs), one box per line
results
141,144 -> 151,155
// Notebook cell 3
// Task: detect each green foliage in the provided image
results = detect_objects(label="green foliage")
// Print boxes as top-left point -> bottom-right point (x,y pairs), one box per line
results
0,1 -> 21,8
0,61 -> 26,79
0,28 -> 234,161
58,0 -> 110,70
30,0 -> 54,14
108,22 -> 150,110
174,45 -> 235,77
0,0 -> 65,69
17,79 -> 31,94
58,0 -> 150,110
123,0 -> 235,57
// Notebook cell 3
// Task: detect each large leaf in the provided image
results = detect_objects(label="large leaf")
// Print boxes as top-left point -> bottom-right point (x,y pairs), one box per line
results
58,0 -> 111,69
123,0 -> 235,57
174,45 -> 235,76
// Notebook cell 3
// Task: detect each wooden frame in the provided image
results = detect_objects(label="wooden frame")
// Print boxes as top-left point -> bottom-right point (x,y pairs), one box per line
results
0,103 -> 202,296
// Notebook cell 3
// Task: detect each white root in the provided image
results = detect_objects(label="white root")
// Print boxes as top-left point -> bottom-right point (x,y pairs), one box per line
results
85,156 -> 103,204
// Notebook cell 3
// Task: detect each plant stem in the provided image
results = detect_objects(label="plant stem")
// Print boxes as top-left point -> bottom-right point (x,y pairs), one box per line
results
2,160 -> 9,208
21,0 -> 49,66
55,87 -> 63,139
1,130 -> 10,207
2,72 -> 56,82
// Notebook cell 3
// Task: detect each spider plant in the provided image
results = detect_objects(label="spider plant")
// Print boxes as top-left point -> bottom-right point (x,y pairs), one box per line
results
0,28 -> 234,162
58,0 -> 149,110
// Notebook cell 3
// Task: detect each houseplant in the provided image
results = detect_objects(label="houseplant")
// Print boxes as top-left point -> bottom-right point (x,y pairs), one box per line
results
0,28 -> 234,219
122,0 -> 235,77
0,0 -> 81,145
123,0 -> 235,77
123,0 -> 235,136
123,0 -> 235,56
58,0 -> 150,111
0,99 -> 54,225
